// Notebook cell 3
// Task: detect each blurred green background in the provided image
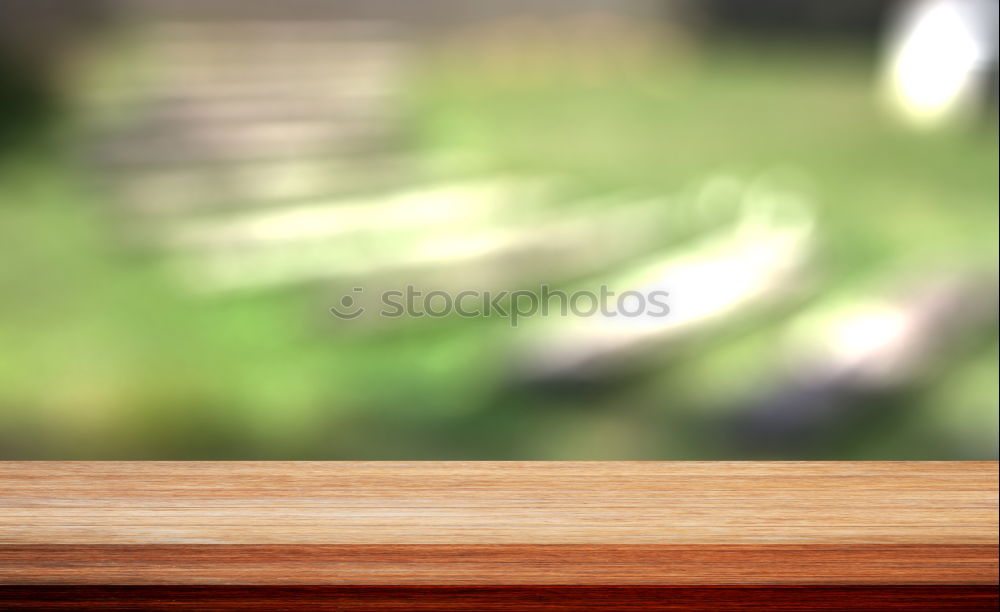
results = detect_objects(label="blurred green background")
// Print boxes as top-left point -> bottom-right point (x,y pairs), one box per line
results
1,0 -> 996,459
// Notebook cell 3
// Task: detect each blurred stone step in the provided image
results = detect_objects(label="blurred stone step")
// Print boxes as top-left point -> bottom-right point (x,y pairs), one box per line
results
511,174 -> 817,382
148,176 -> 744,293
118,90 -> 394,122
83,61 -> 401,110
94,117 -> 397,166
85,15 -> 406,170
106,155 -> 416,216
727,269 -> 999,450
142,19 -> 400,41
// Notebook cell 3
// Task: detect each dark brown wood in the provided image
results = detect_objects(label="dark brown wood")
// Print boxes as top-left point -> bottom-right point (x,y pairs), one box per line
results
1,586 -> 997,611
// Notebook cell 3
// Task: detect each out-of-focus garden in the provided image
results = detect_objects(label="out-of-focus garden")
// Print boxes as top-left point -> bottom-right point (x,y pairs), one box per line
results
1,0 -> 996,458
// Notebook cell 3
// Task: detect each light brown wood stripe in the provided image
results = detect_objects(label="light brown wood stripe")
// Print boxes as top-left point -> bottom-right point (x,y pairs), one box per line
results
1,544 -> 996,585
1,462 -> 996,585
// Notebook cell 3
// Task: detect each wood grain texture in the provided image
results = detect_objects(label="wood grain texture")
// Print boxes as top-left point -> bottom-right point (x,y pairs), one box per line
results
1,462 -> 996,588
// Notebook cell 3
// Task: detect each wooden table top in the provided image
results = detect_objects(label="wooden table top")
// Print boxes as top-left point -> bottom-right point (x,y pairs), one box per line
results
1,461 -> 996,609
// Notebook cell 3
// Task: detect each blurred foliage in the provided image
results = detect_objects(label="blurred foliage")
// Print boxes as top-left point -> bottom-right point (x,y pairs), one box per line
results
0,38 -> 996,458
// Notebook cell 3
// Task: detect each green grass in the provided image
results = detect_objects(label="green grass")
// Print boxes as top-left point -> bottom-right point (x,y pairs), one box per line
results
1,41 -> 996,458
